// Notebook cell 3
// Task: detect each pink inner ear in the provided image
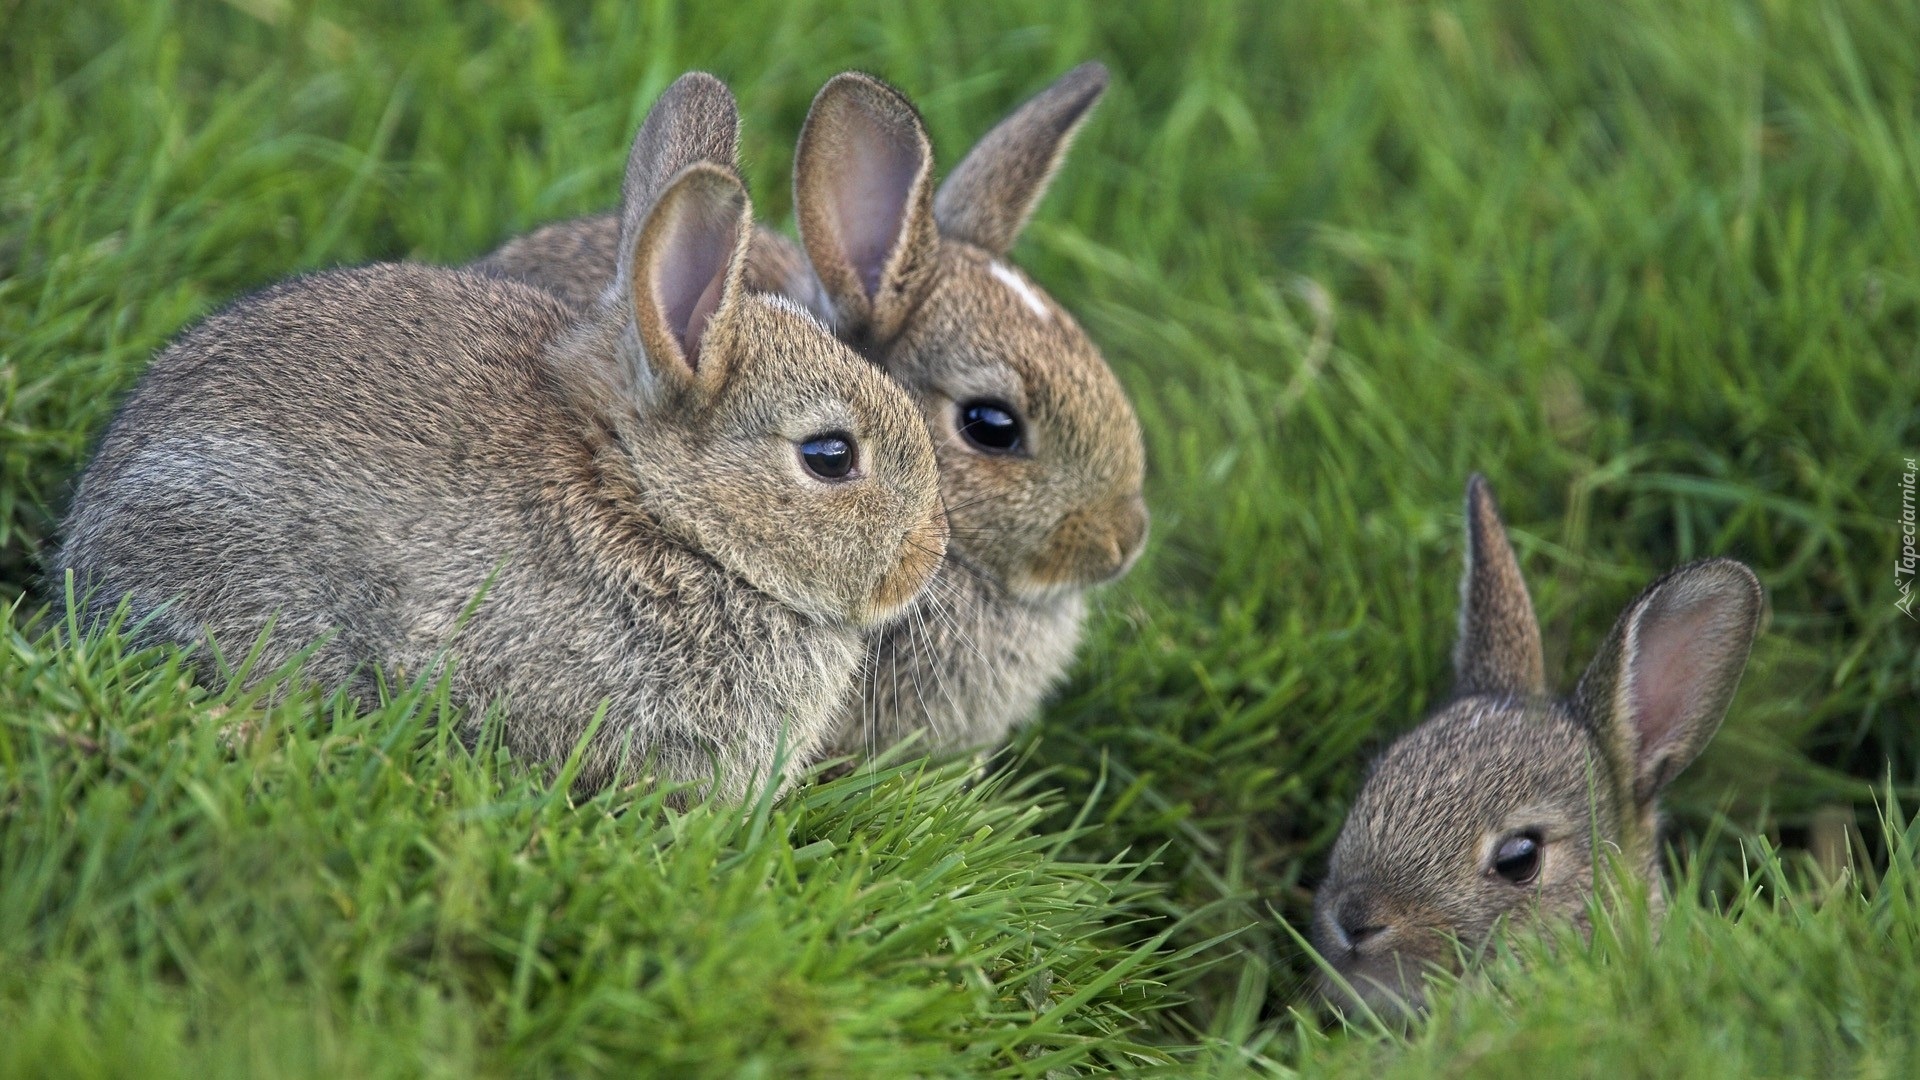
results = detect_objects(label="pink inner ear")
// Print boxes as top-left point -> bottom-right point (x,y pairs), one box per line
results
681,270 -> 725,369
830,108 -> 921,298
654,207 -> 735,370
1627,602 -> 1718,758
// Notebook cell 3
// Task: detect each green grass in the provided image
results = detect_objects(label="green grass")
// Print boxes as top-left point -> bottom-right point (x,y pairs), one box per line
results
2,0 -> 1917,1075
1,604 -> 1215,1077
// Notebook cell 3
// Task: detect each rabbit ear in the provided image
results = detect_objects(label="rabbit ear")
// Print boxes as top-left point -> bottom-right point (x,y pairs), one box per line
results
1454,474 -> 1547,698
933,61 -> 1108,255
794,72 -> 940,345
614,73 -> 741,243
1574,558 -> 1765,806
611,73 -> 740,319
626,162 -> 754,390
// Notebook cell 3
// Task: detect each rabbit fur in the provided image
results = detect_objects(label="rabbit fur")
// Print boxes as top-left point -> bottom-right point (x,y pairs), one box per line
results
476,63 -> 1148,758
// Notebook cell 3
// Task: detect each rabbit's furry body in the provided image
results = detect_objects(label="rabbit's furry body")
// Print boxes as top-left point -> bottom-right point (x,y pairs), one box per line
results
55,265 -> 854,794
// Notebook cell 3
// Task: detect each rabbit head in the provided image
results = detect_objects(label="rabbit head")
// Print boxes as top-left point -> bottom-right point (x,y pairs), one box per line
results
1311,475 -> 1764,1016
788,63 -> 1147,600
558,73 -> 948,629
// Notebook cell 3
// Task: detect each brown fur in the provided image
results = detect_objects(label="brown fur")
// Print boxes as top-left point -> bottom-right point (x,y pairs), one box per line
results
478,219 -> 827,319
474,64 -> 1147,758
1313,475 -> 1765,1015
1455,474 -> 1546,697
931,61 -> 1110,256
52,75 -> 946,800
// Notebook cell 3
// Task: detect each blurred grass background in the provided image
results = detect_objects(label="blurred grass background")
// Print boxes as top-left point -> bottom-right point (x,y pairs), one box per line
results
2,0 -> 1917,1074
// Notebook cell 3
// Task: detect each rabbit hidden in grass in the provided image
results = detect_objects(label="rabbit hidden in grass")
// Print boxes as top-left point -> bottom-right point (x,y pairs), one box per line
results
51,73 -> 948,801
477,63 -> 1148,760
1312,474 -> 1765,1015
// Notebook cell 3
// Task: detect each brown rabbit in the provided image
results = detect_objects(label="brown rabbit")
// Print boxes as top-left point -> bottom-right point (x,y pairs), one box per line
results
52,74 -> 947,800
478,64 -> 1147,758
1312,475 -> 1765,1015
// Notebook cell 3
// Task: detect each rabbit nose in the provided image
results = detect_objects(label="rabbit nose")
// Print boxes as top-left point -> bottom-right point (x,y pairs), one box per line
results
1329,897 -> 1388,954
1111,494 -> 1149,573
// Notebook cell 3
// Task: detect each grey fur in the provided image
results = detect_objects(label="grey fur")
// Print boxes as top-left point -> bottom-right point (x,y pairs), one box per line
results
473,64 -> 1147,762
1313,475 -> 1764,1016
478,219 -> 828,318
932,60 -> 1110,255
1455,474 -> 1546,697
52,78 -> 947,801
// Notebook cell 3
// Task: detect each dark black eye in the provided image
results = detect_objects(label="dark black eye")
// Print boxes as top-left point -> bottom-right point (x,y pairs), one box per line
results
958,399 -> 1024,454
1490,832 -> 1542,885
799,433 -> 856,480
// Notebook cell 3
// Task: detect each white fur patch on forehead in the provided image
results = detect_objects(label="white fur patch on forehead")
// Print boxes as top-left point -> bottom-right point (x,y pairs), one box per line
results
988,260 -> 1052,322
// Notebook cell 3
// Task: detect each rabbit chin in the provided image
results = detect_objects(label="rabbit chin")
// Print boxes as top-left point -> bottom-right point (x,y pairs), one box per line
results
1318,952 -> 1446,1020
860,513 -> 950,625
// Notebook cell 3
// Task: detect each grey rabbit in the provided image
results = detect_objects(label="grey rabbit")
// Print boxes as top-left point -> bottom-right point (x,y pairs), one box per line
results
52,73 -> 948,800
1312,474 -> 1765,1014
477,64 -> 1148,759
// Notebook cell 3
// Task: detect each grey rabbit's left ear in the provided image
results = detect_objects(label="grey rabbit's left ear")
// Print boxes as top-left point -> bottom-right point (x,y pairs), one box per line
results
933,61 -> 1108,255
612,73 -> 742,319
1454,474 -> 1547,699
1574,558 -> 1766,806
615,73 -> 741,235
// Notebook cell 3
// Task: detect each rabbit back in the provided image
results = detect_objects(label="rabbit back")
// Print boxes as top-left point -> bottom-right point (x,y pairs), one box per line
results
477,215 -> 830,319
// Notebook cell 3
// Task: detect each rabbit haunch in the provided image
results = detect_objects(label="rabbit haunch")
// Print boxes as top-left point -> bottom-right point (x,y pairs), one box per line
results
53,74 -> 946,800
477,63 -> 1147,758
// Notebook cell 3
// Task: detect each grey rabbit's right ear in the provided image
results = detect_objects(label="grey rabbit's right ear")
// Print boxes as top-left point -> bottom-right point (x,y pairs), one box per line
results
626,162 -> 754,394
794,71 -> 940,345
933,60 -> 1108,255
1574,558 -> 1766,807
1454,474 -> 1547,698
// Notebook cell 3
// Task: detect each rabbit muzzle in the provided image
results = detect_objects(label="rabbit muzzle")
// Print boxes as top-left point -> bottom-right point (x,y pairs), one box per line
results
861,502 -> 950,624
1312,888 -> 1462,1018
1022,492 -> 1148,592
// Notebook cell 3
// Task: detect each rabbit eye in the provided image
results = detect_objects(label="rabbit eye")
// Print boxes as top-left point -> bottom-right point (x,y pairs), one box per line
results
958,400 -> 1024,455
1490,831 -> 1542,885
799,433 -> 857,481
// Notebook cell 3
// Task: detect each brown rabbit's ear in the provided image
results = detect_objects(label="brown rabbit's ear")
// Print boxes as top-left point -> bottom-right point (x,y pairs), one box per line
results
615,72 -> 742,244
626,163 -> 754,391
1574,558 -> 1766,807
933,61 -> 1108,255
1454,474 -> 1547,698
794,72 -> 940,345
